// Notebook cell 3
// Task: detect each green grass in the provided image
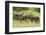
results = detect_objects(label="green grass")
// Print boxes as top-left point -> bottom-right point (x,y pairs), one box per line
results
13,20 -> 40,28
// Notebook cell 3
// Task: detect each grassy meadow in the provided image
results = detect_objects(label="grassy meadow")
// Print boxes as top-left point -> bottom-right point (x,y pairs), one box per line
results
13,7 -> 40,28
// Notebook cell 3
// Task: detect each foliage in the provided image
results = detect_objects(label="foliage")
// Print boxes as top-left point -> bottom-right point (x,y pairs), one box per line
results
13,7 -> 29,12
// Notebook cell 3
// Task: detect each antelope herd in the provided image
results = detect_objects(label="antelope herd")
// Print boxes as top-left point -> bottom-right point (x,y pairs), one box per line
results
13,13 -> 40,23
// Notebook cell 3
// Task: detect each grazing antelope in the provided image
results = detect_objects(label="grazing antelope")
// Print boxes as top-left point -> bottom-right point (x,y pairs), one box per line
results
27,14 -> 40,23
30,16 -> 40,23
34,16 -> 40,23
13,13 -> 40,23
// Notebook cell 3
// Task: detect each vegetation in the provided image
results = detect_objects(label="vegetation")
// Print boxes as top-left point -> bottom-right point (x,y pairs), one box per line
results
13,7 -> 40,28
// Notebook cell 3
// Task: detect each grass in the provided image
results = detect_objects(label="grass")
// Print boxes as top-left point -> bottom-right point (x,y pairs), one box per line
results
13,20 -> 40,28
